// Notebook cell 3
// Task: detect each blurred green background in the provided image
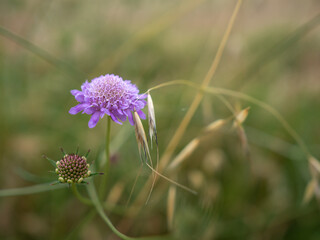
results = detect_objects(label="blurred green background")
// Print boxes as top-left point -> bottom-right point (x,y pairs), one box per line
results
0,0 -> 320,239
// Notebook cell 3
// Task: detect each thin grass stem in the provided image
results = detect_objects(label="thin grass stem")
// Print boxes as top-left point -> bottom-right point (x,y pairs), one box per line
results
158,0 -> 242,169
149,80 -> 311,158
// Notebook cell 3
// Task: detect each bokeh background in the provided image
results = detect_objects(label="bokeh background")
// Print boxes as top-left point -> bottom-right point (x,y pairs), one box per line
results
0,0 -> 320,239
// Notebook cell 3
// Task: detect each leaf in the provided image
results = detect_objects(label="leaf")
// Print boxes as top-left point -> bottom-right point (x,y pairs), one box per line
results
43,155 -> 57,168
0,182 -> 67,197
50,181 -> 61,186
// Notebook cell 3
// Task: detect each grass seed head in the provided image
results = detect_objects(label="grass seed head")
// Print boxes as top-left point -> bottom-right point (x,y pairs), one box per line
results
133,111 -> 150,162
168,138 -> 200,171
309,156 -> 320,179
233,107 -> 250,128
147,92 -> 158,147
204,119 -> 228,133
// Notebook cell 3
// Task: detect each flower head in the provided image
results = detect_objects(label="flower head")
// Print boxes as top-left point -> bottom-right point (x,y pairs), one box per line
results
44,148 -> 102,185
69,74 -> 147,128
56,154 -> 91,184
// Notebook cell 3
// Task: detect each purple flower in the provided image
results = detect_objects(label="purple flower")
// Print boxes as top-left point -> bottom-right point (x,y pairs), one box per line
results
69,74 -> 147,128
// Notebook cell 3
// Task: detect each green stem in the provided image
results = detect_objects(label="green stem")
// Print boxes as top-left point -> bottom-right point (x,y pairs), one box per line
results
71,184 -> 92,205
99,117 -> 111,199
87,181 -> 171,240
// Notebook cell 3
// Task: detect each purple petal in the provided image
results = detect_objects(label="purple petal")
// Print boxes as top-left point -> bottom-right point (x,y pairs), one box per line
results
137,109 -> 146,119
88,112 -> 101,128
83,107 -> 96,115
101,108 -> 111,115
75,94 -> 84,102
71,90 -> 82,96
69,103 -> 90,115
116,113 -> 127,122
110,112 -> 122,125
126,110 -> 134,126
135,100 -> 146,109
81,81 -> 89,91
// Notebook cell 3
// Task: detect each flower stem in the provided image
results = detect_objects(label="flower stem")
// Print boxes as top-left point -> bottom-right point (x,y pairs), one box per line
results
87,181 -> 169,240
71,184 -> 92,205
99,116 -> 111,199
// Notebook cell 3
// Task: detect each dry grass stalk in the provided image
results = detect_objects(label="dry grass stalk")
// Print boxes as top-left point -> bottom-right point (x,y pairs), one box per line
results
168,138 -> 200,171
133,111 -> 196,200
167,185 -> 176,230
147,92 -> 160,203
145,161 -> 197,195
125,0 -> 243,220
133,111 -> 156,204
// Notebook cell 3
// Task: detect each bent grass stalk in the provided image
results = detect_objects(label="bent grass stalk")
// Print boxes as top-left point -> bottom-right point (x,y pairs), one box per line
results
149,79 -> 311,158
158,0 -> 243,171
125,78 -> 312,218
125,0 -> 243,218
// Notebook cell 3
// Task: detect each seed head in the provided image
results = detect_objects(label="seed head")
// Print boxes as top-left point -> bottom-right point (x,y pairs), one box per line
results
147,93 -> 157,147
133,111 -> 150,161
69,74 -> 147,128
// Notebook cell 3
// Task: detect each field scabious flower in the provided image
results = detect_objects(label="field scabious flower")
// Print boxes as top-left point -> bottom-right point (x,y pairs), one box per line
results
69,74 -> 147,128
56,154 -> 91,184
44,148 -> 101,184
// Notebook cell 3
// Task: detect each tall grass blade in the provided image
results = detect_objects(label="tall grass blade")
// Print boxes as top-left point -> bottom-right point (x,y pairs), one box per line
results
0,183 -> 66,197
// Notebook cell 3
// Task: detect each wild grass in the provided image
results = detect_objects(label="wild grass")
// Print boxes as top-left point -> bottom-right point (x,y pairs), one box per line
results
0,0 -> 320,239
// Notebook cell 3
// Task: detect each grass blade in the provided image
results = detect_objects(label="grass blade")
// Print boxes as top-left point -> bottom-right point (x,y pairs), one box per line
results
0,183 -> 67,197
